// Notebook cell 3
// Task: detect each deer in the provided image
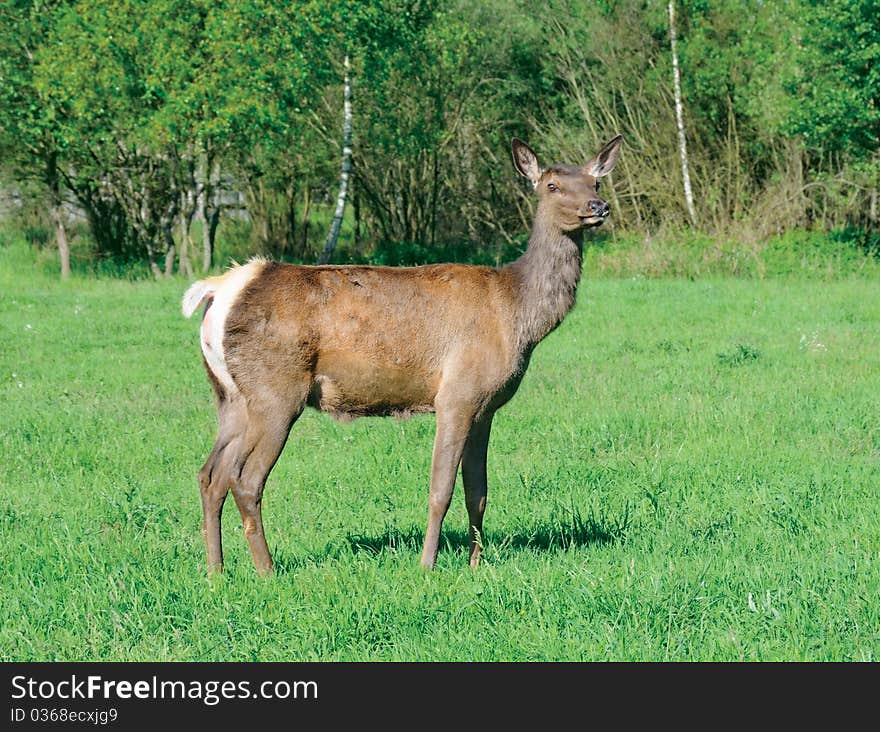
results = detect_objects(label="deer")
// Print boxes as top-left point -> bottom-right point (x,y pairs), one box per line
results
182,134 -> 623,575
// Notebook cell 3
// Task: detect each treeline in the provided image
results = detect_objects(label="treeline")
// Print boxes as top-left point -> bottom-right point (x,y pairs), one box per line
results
0,0 -> 877,277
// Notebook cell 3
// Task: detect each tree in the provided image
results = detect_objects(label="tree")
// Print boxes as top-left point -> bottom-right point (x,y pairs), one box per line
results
2,0 -> 876,274
0,0 -> 75,277
318,55 -> 353,264
786,0 -> 879,229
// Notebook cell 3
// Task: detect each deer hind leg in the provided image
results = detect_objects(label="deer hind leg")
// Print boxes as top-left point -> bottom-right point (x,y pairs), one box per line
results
198,396 -> 248,575
420,402 -> 477,569
229,389 -> 308,576
461,413 -> 494,567
199,447 -> 232,575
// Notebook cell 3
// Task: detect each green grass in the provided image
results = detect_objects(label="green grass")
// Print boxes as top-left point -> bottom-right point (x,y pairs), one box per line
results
1,239 -> 879,661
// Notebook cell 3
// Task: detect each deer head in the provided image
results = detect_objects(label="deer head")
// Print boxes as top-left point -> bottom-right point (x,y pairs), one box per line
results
512,135 -> 623,231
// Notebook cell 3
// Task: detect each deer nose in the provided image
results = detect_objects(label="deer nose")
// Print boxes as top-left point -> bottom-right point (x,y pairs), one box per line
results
587,200 -> 610,217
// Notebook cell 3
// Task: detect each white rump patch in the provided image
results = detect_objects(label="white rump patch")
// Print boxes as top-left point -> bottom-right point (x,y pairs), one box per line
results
182,260 -> 265,395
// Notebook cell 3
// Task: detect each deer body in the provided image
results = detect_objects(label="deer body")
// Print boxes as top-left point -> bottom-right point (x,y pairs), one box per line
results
183,135 -> 622,574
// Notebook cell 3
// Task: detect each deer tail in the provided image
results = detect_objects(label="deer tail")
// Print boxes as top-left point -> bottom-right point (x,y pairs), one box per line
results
182,278 -> 219,318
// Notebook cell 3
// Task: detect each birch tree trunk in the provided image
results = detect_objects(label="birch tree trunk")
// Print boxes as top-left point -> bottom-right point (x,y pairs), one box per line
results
318,55 -> 352,265
669,1 -> 697,227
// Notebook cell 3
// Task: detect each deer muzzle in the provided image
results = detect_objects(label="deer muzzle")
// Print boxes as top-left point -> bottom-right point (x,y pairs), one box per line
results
579,200 -> 610,226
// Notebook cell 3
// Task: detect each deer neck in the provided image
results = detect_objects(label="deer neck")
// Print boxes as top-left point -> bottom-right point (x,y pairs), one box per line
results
506,215 -> 584,352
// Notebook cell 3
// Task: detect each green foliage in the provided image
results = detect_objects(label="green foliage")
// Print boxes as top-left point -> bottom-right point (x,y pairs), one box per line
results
542,0 -> 879,236
0,0 -> 877,272
787,0 -> 880,157
0,0 -> 66,160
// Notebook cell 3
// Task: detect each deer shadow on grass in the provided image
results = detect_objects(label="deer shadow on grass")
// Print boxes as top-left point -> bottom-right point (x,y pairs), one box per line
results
272,502 -> 633,572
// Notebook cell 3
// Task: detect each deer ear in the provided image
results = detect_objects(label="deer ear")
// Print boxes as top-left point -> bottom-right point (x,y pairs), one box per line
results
585,134 -> 623,178
511,138 -> 543,187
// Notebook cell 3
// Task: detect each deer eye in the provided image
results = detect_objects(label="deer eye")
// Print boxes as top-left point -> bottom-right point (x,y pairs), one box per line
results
546,182 -> 558,192
595,180 -> 601,191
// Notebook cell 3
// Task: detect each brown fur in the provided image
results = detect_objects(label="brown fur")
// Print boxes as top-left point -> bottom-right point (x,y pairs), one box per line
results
188,135 -> 623,574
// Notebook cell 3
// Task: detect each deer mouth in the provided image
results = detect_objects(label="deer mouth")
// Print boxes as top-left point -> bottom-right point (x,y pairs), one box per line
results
579,215 -> 607,227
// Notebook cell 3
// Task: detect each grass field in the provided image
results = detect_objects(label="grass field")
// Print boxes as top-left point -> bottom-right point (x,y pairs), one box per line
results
2,240 -> 879,661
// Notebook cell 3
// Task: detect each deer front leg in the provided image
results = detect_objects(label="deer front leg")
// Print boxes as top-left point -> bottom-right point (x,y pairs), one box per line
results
462,413 -> 493,567
420,406 -> 474,569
